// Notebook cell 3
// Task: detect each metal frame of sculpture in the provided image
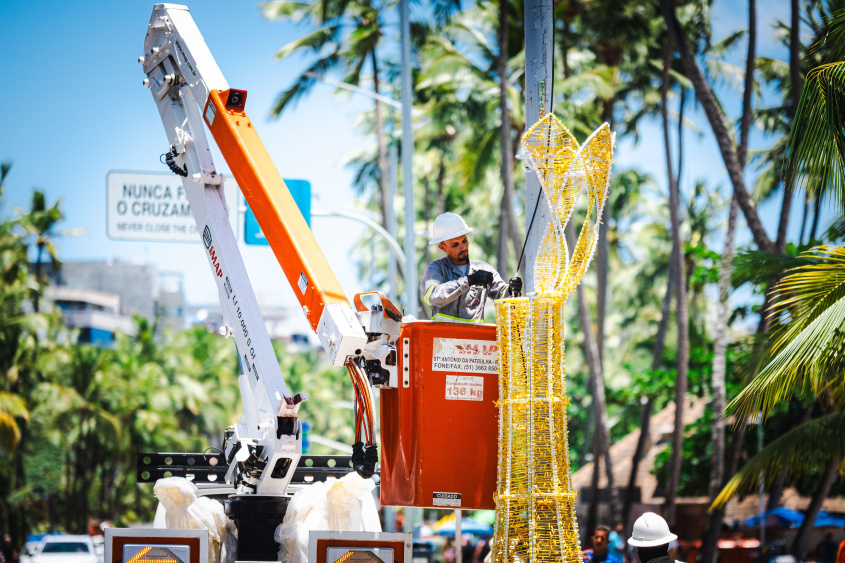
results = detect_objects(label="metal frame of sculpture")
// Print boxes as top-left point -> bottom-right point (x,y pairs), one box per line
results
493,114 -> 615,563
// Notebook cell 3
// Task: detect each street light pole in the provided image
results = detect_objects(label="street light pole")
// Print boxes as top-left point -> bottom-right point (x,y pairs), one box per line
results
305,70 -> 418,315
523,0 -> 554,293
387,142 -> 399,302
312,209 -> 407,272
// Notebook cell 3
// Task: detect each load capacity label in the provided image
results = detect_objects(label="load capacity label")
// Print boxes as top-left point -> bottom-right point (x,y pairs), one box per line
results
431,337 -> 498,373
445,375 -> 483,401
433,492 -> 462,507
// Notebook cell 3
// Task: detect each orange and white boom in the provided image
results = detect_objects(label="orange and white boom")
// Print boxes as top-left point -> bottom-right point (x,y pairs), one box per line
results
201,88 -> 364,353
140,3 -> 399,496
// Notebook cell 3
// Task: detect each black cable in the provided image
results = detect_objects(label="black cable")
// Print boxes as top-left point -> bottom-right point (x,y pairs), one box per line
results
516,108 -> 556,275
162,146 -> 188,177
517,187 -> 544,273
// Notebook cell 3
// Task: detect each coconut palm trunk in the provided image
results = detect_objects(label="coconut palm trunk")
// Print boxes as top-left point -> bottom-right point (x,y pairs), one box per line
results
577,286 -> 620,519
775,0 -> 802,253
568,222 -> 620,521
701,3 -> 756,559
595,99 -> 613,367
658,0 -> 773,253
497,0 -> 515,275
623,250 -> 675,529
661,39 -> 690,526
792,453 -> 841,559
699,197 -> 738,563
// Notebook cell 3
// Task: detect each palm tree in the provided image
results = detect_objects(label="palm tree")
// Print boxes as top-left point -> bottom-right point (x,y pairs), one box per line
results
784,4 -> 845,213
19,191 -> 63,314
0,163 -> 30,454
713,246 -> 845,557
700,1 -> 756,559
659,0 -> 774,253
262,0 -> 393,230
660,37 -> 689,527
416,4 -> 524,270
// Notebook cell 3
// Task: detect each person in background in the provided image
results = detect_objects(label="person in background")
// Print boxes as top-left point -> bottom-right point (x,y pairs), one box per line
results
0,536 -> 15,563
583,525 -> 623,563
816,532 -> 839,563
461,535 -> 475,563
473,536 -> 491,563
608,522 -> 626,563
442,538 -> 456,563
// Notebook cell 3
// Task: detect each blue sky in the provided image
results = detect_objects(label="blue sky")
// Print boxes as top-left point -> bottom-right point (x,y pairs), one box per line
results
0,0 -> 807,328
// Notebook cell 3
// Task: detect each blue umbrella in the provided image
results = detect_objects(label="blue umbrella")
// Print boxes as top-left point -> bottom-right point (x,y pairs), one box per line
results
814,510 -> 845,528
746,507 -> 845,529
433,518 -> 494,536
745,507 -> 804,528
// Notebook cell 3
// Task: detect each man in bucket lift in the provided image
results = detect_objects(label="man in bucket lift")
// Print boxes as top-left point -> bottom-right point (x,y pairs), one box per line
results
421,212 -> 523,322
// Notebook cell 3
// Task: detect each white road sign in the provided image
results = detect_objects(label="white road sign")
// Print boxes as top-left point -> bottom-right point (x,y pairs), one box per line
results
107,171 -> 237,242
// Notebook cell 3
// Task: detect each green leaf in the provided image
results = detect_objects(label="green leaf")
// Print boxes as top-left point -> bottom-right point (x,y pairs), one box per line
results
274,26 -> 335,61
785,61 -> 845,210
713,413 -> 845,508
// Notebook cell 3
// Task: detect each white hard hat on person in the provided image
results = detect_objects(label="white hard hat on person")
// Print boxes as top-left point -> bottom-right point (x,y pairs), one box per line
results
627,512 -> 677,547
429,212 -> 473,245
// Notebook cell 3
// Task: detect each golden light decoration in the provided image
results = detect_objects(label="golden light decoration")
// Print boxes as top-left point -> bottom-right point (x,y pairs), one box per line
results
493,114 -> 614,563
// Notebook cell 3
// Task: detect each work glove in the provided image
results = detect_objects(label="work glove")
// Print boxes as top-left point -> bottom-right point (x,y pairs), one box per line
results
467,270 -> 494,287
508,276 -> 523,297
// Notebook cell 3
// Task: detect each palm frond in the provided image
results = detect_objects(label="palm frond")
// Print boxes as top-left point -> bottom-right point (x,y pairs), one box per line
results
809,6 -> 845,61
274,26 -> 336,60
713,413 -> 845,508
769,246 -> 845,351
731,248 -> 813,287
260,1 -> 312,23
270,51 -> 341,117
710,29 -> 746,56
826,217 -> 845,242
785,61 -> 845,209
726,255 -> 845,423
0,162 -> 10,190
755,56 -> 789,87
0,392 -> 28,452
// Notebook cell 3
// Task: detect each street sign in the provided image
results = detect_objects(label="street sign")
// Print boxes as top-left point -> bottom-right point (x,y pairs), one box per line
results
106,171 -> 237,242
244,179 -> 311,246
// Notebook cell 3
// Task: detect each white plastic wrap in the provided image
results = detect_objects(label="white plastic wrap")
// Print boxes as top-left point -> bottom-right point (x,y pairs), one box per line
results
153,477 -> 237,563
154,477 -> 198,529
275,481 -> 330,563
326,473 -> 378,532
275,474 -> 381,563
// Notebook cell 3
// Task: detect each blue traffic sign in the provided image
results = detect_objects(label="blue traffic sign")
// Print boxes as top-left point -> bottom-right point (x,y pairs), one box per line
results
244,179 -> 311,245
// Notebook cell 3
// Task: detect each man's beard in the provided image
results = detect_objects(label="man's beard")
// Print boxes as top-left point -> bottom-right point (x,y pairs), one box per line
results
457,251 -> 469,264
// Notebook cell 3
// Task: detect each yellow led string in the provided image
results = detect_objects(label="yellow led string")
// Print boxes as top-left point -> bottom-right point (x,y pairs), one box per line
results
493,114 -> 615,563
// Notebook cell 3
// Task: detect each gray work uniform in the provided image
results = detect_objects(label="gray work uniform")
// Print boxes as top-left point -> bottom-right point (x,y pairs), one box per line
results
420,257 -> 510,322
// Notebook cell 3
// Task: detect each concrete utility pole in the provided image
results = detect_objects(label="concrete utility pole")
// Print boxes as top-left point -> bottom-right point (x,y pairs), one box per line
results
523,0 -> 554,293
388,142 -> 399,302
400,0 -> 418,317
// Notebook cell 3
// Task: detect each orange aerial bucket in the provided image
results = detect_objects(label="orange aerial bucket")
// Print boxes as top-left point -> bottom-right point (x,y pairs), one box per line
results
379,321 -> 499,510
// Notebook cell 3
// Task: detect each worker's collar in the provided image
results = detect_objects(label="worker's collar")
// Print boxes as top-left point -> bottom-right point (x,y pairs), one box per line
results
443,257 -> 472,271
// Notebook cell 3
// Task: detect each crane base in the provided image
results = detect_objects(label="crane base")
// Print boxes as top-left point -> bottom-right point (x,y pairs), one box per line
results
225,495 -> 290,561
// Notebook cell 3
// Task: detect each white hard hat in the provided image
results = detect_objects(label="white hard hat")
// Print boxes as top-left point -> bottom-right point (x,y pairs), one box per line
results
628,512 -> 677,547
429,212 -> 473,245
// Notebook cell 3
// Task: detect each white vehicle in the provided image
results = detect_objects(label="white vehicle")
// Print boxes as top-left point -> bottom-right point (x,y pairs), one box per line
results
30,536 -> 98,563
